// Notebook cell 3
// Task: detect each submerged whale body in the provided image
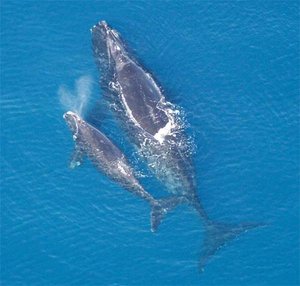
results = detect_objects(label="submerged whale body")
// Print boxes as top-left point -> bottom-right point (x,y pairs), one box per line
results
91,21 -> 262,270
63,111 -> 183,232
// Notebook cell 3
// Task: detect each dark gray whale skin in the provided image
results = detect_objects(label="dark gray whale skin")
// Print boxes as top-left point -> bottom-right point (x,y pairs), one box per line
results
91,21 -> 168,136
63,111 -> 182,232
91,21 -> 199,203
91,21 -> 262,270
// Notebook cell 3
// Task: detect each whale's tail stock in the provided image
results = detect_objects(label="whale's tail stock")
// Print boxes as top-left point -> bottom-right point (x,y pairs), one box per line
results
199,220 -> 266,272
150,196 -> 186,232
150,195 -> 265,270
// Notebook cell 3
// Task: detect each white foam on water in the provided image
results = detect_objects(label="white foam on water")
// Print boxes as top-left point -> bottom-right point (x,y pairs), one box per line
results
153,120 -> 173,144
153,103 -> 181,144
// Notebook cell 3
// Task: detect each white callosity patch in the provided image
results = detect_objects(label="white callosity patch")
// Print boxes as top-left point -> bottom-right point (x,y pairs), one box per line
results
106,27 -> 124,68
154,119 -> 173,144
63,111 -> 80,140
117,160 -> 129,176
111,29 -> 119,38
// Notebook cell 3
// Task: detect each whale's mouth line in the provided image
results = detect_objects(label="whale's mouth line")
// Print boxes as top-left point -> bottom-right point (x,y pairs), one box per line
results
73,118 -> 79,140
64,111 -> 79,140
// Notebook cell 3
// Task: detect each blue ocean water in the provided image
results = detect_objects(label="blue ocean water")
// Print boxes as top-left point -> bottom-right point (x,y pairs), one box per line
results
1,1 -> 299,285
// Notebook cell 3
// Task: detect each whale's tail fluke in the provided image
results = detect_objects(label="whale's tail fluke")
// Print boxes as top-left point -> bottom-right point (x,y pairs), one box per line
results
199,221 -> 265,272
150,197 -> 186,232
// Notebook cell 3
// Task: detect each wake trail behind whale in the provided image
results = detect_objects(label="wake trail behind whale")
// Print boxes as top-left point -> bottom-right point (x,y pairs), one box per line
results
58,75 -> 93,117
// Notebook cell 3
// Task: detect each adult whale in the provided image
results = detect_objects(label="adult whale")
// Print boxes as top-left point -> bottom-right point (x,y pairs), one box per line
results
91,21 -> 261,270
63,111 -> 183,232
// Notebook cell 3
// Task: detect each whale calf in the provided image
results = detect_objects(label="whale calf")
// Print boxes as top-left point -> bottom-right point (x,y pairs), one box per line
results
63,111 -> 183,231
91,21 -> 262,270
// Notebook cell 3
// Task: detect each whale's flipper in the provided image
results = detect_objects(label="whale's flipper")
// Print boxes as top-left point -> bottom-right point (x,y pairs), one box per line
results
199,221 -> 265,271
150,197 -> 186,232
69,144 -> 85,169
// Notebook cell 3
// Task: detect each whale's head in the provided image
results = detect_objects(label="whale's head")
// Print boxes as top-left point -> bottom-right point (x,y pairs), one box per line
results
91,20 -> 127,69
63,111 -> 83,139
